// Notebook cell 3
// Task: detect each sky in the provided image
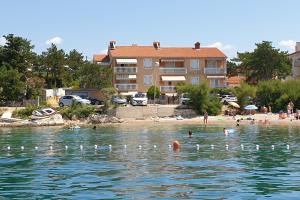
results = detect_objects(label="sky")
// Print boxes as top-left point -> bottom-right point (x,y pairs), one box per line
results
0,0 -> 299,59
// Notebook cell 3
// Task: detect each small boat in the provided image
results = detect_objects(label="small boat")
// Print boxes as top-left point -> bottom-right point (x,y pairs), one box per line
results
32,108 -> 56,117
176,115 -> 184,120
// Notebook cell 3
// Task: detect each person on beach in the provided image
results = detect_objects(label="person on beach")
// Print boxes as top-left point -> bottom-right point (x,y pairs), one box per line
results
204,111 -> 208,125
223,128 -> 228,136
289,101 -> 294,114
287,103 -> 291,117
188,130 -> 192,138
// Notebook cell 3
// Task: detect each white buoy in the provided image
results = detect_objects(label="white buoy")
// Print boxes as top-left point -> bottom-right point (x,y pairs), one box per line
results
138,145 -> 142,149
124,144 -> 127,149
225,144 -> 229,150
35,146 -> 38,150
7,146 -> 10,150
287,144 -> 290,150
80,145 -> 83,151
256,145 -> 259,150
94,145 -> 98,150
153,145 -> 157,149
241,144 -> 244,150
65,145 -> 68,150
211,144 -> 214,149
271,145 -> 275,150
196,144 -> 200,150
50,146 -> 53,150
21,146 -> 24,151
168,144 -> 172,149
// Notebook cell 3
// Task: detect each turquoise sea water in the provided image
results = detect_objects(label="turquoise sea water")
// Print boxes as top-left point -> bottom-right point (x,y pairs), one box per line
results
1,124 -> 300,199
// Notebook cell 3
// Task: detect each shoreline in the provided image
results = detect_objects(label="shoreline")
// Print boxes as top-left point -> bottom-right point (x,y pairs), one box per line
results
1,113 -> 300,128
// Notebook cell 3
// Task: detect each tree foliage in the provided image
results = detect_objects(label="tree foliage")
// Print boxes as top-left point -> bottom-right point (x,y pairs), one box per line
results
256,80 -> 300,112
78,63 -> 112,89
0,68 -> 25,103
233,83 -> 256,108
176,83 -> 222,115
236,41 -> 292,84
147,85 -> 160,99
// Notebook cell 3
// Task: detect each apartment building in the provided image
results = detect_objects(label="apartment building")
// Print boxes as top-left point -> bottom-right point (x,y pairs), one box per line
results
93,41 -> 227,95
290,42 -> 300,79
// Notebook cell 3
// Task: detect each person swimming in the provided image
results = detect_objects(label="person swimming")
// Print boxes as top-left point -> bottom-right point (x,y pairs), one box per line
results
188,130 -> 192,138
223,128 -> 229,136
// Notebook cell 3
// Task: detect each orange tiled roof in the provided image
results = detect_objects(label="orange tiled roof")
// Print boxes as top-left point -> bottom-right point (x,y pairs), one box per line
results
109,46 -> 226,58
227,76 -> 245,84
93,54 -> 109,62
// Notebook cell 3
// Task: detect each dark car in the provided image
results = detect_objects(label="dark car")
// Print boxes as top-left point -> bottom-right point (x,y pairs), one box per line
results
88,97 -> 103,105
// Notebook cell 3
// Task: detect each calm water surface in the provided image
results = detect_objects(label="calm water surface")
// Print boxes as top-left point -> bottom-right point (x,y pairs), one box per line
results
1,124 -> 300,199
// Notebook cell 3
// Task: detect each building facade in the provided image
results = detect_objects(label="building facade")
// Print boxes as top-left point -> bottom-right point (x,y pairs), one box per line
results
93,41 -> 227,95
290,42 -> 300,79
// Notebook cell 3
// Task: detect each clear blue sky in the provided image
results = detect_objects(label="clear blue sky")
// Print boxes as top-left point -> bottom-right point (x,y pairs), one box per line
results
0,0 -> 299,59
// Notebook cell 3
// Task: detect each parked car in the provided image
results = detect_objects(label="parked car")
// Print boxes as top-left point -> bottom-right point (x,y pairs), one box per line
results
131,93 -> 148,106
179,93 -> 191,105
88,97 -> 103,105
112,96 -> 127,104
221,94 -> 238,103
59,95 -> 91,107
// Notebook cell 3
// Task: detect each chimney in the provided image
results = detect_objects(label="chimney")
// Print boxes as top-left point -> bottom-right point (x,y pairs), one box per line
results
194,42 -> 200,49
109,40 -> 116,50
153,41 -> 160,49
296,42 -> 300,52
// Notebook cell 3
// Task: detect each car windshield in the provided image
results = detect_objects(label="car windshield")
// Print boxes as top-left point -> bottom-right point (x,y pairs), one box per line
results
182,93 -> 189,98
134,93 -> 145,98
73,95 -> 82,100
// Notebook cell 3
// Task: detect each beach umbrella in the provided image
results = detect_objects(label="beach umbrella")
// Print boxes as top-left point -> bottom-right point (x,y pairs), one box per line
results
244,105 -> 258,110
228,102 -> 240,108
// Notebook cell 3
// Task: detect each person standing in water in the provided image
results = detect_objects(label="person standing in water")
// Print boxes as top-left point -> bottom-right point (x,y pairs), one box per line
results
204,111 -> 208,125
188,130 -> 192,138
223,128 -> 228,136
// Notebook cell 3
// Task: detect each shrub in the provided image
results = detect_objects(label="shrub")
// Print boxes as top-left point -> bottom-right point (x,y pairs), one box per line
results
256,80 -> 300,112
13,105 -> 39,118
58,104 -> 95,120
147,85 -> 160,99
176,83 -> 222,115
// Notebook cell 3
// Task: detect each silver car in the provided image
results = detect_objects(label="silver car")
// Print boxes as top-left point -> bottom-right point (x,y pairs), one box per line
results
59,95 -> 91,107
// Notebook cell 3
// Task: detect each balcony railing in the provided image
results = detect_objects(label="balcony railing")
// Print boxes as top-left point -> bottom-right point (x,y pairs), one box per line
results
114,67 -> 137,74
159,67 -> 187,74
160,86 -> 176,92
204,67 -> 226,74
115,75 -> 136,80
210,84 -> 227,88
115,84 -> 137,91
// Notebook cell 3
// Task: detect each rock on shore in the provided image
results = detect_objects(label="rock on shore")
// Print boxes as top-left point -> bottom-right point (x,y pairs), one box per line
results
88,114 -> 123,124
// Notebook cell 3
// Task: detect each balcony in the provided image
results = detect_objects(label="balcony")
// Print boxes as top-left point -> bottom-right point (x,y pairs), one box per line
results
210,84 -> 227,88
159,67 -> 187,74
160,86 -> 176,92
115,84 -> 137,91
115,74 -> 136,80
114,67 -> 137,74
204,67 -> 226,74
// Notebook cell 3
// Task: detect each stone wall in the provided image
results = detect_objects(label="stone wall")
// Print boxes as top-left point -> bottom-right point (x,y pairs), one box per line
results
115,106 -> 197,119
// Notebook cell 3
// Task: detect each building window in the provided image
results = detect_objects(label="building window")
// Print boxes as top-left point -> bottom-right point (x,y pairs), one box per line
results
191,77 -> 200,85
191,59 -> 199,70
207,60 -> 217,68
144,75 -> 153,85
144,58 -> 152,68
210,79 -> 220,87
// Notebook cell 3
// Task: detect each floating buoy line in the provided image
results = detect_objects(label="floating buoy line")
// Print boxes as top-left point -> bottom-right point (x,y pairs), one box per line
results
0,144 -> 293,154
